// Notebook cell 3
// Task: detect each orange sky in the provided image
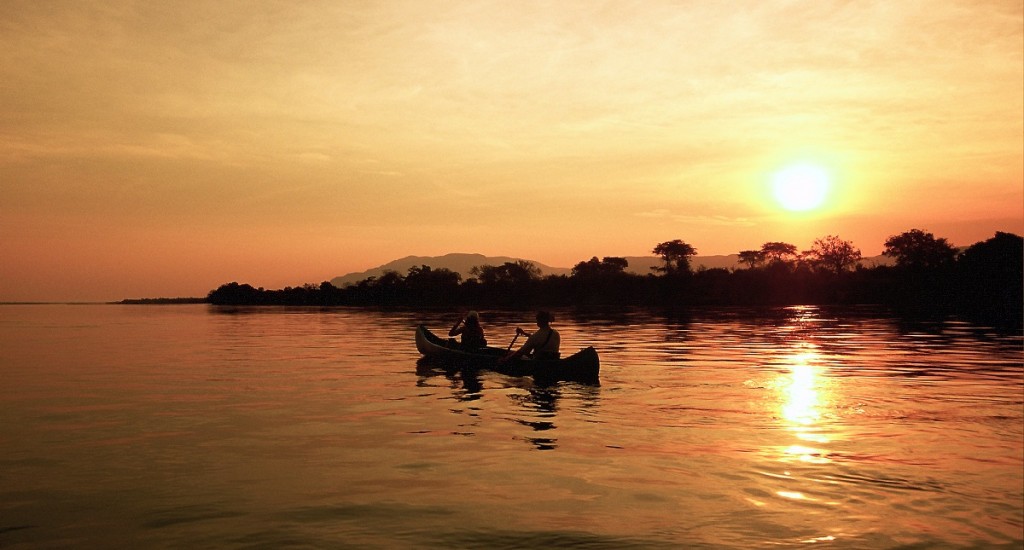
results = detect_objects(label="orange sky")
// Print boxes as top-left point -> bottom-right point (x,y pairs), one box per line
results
2,1 -> 1022,302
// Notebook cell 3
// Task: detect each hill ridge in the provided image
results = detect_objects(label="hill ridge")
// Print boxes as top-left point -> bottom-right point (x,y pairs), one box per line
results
330,252 -> 746,287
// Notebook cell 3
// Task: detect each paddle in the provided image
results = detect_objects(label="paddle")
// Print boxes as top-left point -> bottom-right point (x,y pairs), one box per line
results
505,332 -> 521,353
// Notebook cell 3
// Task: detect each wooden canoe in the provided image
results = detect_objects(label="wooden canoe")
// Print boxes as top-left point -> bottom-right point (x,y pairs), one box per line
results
415,324 -> 599,383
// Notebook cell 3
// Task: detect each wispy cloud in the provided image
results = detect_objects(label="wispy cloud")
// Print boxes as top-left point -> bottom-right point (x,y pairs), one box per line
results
636,209 -> 756,227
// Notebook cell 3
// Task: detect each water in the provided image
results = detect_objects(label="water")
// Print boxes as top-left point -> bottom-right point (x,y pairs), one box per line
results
0,304 -> 1021,549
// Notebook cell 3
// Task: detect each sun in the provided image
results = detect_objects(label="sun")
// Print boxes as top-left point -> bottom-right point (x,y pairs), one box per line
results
771,164 -> 831,212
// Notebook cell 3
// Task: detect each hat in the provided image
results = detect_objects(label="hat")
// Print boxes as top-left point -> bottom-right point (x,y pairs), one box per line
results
466,311 -> 479,320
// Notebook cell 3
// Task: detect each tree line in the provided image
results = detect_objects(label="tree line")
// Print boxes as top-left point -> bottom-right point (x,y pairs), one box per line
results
207,230 -> 1022,322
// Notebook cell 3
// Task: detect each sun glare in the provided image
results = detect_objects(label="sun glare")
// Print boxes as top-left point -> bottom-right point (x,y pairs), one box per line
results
771,164 -> 831,212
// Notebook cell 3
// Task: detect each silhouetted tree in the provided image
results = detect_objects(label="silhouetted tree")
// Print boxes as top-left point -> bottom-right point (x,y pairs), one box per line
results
319,281 -> 344,305
601,256 -> 629,273
375,270 -> 405,305
471,261 -> 541,286
405,265 -> 462,305
405,265 -> 462,288
568,256 -> 636,304
883,229 -> 958,269
208,282 -> 262,305
760,242 -> 799,265
955,232 -> 1023,320
467,261 -> 541,306
653,240 -> 697,274
958,231 -> 1023,271
738,250 -> 765,269
571,256 -> 629,277
807,235 -> 861,274
515,259 -> 542,279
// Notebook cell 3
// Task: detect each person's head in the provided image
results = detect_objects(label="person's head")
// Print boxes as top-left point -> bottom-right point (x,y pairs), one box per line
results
535,310 -> 553,327
466,311 -> 480,325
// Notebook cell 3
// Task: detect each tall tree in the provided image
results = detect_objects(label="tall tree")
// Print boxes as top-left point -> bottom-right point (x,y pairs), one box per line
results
760,242 -> 799,264
653,240 -> 697,274
738,250 -> 765,269
883,229 -> 957,269
808,235 -> 861,274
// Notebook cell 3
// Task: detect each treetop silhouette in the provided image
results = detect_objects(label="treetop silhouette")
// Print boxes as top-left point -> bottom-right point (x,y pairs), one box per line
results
206,230 -> 1021,323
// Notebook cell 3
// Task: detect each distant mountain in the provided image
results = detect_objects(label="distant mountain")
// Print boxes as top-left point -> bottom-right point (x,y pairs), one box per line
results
330,252 -> 749,286
331,252 -> 896,287
330,253 -> 570,287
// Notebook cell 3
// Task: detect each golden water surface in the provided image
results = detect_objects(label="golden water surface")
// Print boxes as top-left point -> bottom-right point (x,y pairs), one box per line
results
0,304 -> 1020,548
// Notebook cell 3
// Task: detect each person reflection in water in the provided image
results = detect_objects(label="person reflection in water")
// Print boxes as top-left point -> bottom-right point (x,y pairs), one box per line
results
502,310 -> 561,362
449,311 -> 487,349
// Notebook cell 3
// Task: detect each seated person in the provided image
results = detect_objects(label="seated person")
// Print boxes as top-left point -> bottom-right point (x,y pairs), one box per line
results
504,310 -> 560,361
448,311 -> 487,349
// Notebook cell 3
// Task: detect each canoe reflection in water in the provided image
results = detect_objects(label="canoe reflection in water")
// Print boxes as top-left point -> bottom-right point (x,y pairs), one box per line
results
415,357 -> 570,450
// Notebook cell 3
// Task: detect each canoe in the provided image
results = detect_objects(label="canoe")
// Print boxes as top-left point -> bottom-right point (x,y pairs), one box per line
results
415,324 -> 599,383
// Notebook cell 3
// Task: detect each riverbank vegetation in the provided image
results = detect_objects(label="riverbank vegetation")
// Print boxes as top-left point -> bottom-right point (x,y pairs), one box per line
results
207,230 -> 1022,322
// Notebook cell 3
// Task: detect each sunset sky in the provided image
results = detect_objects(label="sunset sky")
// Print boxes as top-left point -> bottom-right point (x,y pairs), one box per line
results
2,1 -> 1021,302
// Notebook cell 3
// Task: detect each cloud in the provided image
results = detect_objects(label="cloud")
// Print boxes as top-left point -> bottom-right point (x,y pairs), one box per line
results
636,209 -> 756,227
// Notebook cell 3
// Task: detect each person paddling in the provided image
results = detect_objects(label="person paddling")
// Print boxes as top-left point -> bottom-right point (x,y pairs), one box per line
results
502,310 -> 560,363
449,311 -> 487,349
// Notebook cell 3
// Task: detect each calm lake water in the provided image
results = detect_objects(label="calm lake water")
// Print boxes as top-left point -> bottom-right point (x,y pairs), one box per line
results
0,304 -> 1021,549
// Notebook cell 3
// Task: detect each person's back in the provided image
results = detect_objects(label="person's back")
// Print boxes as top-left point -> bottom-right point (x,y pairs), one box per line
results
461,320 -> 487,349
517,310 -> 560,360
528,325 -> 560,360
449,311 -> 487,349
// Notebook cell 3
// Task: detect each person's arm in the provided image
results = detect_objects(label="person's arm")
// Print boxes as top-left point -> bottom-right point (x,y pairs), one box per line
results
448,317 -> 465,337
503,329 -> 537,361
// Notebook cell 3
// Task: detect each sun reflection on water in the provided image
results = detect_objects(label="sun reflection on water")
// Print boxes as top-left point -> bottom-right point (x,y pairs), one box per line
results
782,352 -> 821,425
777,346 -> 834,463
762,343 -> 850,524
